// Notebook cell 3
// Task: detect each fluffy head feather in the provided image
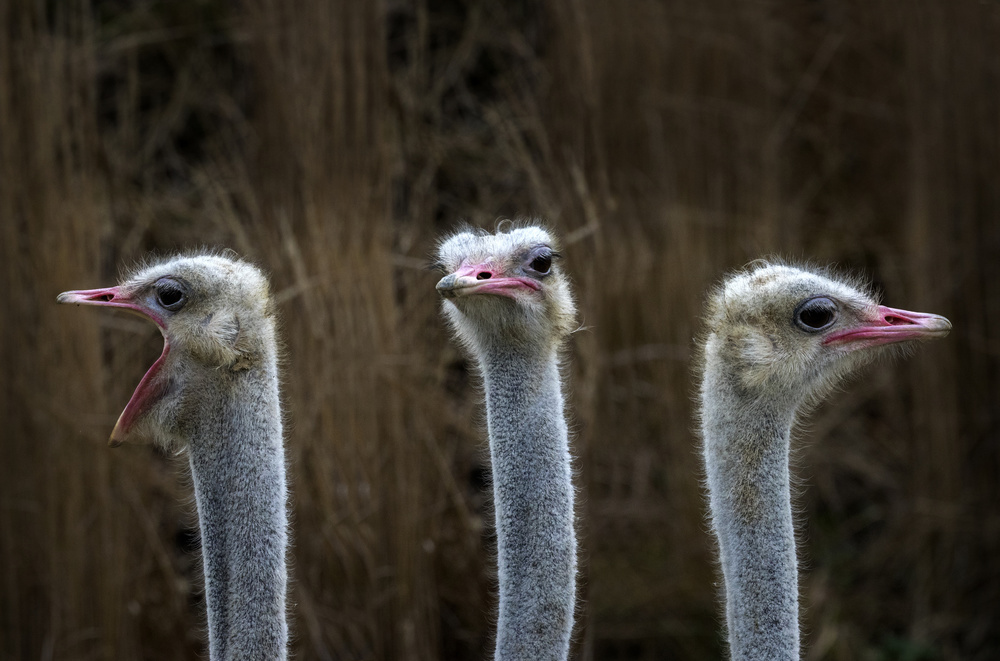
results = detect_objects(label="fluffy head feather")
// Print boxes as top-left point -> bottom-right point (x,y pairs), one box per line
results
58,252 -> 279,447
435,223 -> 577,356
701,259 -> 951,406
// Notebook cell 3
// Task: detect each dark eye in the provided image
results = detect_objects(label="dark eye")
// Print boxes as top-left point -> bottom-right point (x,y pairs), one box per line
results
529,253 -> 552,274
794,296 -> 838,332
155,278 -> 187,311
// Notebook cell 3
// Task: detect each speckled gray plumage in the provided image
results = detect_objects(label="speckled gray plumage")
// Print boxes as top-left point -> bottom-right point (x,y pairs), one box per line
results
697,260 -> 949,661
61,253 -> 288,660
436,225 -> 577,661
701,353 -> 800,660
186,354 -> 287,661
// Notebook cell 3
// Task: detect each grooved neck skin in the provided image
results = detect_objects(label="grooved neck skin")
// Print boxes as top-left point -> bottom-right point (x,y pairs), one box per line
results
701,357 -> 800,661
481,346 -> 576,661
187,357 -> 288,661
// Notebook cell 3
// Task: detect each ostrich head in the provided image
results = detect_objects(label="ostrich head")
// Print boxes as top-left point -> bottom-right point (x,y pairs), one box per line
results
703,261 -> 951,404
58,253 -> 276,447
435,225 -> 576,354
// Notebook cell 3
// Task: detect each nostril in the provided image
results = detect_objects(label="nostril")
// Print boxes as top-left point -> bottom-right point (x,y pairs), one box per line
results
885,315 -> 908,326
477,271 -> 491,280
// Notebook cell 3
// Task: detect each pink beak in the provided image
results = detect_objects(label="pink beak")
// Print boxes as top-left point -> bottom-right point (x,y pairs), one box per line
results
824,305 -> 952,348
57,285 -> 169,446
57,287 -> 166,329
436,263 -> 540,299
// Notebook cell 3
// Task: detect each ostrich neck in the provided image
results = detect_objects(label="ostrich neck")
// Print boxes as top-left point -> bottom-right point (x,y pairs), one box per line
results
479,345 -> 576,661
187,357 -> 287,661
701,364 -> 800,661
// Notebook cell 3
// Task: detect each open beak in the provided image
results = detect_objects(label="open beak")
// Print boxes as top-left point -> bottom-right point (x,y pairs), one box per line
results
824,304 -> 952,349
436,263 -> 539,300
57,286 -> 169,446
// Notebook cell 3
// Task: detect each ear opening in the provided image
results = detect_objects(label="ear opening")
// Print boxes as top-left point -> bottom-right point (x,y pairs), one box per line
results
204,312 -> 255,370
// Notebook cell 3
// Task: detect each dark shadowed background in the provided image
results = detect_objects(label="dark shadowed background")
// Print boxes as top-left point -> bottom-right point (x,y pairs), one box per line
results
1,1 -> 997,659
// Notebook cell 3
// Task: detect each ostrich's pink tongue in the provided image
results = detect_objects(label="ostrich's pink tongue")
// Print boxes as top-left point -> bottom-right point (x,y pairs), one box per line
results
57,286 -> 170,446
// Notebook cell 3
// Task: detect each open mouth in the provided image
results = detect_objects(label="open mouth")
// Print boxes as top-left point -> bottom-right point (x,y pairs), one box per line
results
57,287 -> 170,446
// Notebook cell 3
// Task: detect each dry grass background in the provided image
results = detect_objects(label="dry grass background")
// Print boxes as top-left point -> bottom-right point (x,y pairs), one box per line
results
1,0 -> 997,659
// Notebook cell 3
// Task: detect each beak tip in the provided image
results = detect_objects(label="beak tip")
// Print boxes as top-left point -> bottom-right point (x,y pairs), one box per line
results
928,315 -> 953,336
55,286 -> 121,307
109,417 -> 127,447
436,274 -> 457,298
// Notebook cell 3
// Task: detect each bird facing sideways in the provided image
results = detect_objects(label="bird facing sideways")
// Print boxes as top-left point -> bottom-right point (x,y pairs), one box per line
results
698,260 -> 951,660
58,253 -> 288,661
435,225 -> 578,661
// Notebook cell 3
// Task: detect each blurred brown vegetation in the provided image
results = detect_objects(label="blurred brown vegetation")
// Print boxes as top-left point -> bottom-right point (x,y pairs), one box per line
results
1,0 -> 998,659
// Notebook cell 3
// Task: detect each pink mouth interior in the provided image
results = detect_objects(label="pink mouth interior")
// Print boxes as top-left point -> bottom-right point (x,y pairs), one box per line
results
113,338 -> 170,440
59,286 -> 169,440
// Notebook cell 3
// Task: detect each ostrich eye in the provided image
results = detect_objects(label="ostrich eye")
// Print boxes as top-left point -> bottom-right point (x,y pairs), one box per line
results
794,296 -> 838,332
528,253 -> 552,274
154,278 -> 188,311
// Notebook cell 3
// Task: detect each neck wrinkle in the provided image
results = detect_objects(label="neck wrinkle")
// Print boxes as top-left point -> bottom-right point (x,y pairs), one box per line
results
478,344 -> 576,661
187,364 -> 288,661
702,362 -> 801,661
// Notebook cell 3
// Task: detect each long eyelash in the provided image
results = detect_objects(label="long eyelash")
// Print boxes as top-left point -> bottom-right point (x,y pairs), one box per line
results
425,261 -> 447,273
550,252 -> 563,260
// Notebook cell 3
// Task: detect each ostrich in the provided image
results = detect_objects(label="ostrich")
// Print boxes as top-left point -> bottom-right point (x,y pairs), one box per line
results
435,225 -> 578,661
58,253 -> 288,661
697,261 -> 951,660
